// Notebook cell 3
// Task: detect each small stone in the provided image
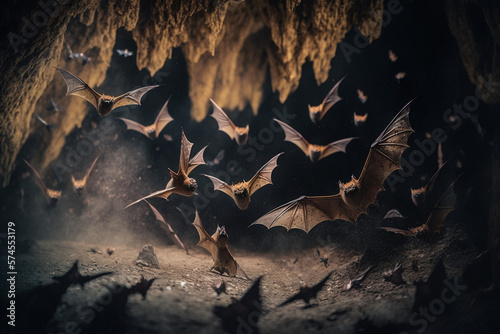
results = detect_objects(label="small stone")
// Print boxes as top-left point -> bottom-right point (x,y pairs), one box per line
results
135,244 -> 160,268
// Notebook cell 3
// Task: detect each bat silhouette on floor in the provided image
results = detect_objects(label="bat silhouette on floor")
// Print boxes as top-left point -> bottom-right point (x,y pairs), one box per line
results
308,76 -> 345,123
203,153 -> 282,210
24,159 -> 62,205
210,99 -> 249,145
251,100 -> 414,233
71,154 -> 100,195
279,272 -> 332,307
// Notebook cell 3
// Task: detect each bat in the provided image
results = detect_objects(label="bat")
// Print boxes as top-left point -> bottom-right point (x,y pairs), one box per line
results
395,72 -> 406,82
383,209 -> 405,219
117,97 -> 173,139
47,98 -> 61,113
354,113 -> 368,128
144,200 -> 189,254
202,153 -> 282,210
116,48 -> 134,57
34,112 -> 54,131
274,119 -> 356,163
65,44 -> 91,65
24,159 -> 62,205
279,272 -> 332,306
344,265 -> 374,291
308,76 -> 345,123
125,130 -> 207,208
106,247 -> 115,256
357,89 -> 368,103
53,260 -> 113,288
213,276 -> 263,334
410,162 -> 447,207
206,149 -> 225,168
209,99 -> 249,145
56,68 -> 159,117
71,154 -> 100,195
383,263 -> 406,285
316,247 -> 331,268
192,210 -> 249,279
412,260 -> 447,312
251,101 -> 414,233
281,256 -> 299,271
389,50 -> 398,62
212,279 -> 227,295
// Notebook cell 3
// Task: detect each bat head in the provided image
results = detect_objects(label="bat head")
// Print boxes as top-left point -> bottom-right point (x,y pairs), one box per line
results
308,105 -> 322,123
185,177 -> 198,193
354,113 -> 368,127
235,126 -> 249,145
217,225 -> 228,244
411,187 -> 426,206
71,175 -> 85,195
309,146 -> 321,163
99,96 -> 115,116
339,176 -> 361,206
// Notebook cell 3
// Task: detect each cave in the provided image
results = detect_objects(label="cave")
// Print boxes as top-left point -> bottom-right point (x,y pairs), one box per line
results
1,0 -> 499,333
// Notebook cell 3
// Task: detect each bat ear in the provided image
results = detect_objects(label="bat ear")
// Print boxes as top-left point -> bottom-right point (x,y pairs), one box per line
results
245,124 -> 249,131
338,181 -> 344,189
351,175 -> 356,180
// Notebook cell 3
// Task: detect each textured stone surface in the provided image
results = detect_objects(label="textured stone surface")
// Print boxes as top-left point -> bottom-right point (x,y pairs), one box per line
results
135,244 -> 160,268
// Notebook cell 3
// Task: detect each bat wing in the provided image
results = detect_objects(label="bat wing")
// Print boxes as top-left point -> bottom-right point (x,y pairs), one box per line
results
210,99 -> 236,140
320,76 -> 345,120
154,97 -> 174,137
274,119 -> 310,157
186,145 -> 207,175
24,160 -> 50,202
117,117 -> 150,138
309,271 -> 332,296
56,68 -> 101,110
319,137 -> 357,161
112,85 -> 159,110
357,100 -> 414,218
83,154 -> 100,184
192,210 -> 218,259
202,174 -> 235,201
144,200 -> 188,253
178,130 -> 194,174
423,178 -> 457,235
378,226 -> 417,237
248,153 -> 283,196
279,291 -> 303,306
250,194 -> 352,233
124,187 -> 175,209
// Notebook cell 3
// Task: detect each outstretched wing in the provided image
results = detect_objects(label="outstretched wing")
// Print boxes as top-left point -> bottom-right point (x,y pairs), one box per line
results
192,210 -> 218,259
357,100 -> 414,215
274,119 -> 310,157
423,178 -> 457,235
186,145 -> 207,175
83,154 -> 101,183
24,160 -> 49,201
112,85 -> 159,110
56,68 -> 101,110
319,137 -> 357,161
117,117 -> 150,138
154,97 -> 174,138
124,187 -> 175,209
378,226 -> 417,237
210,99 -> 236,140
248,153 -> 283,196
309,271 -> 332,296
320,76 -> 345,120
250,194 -> 351,233
202,174 -> 235,201
178,130 -> 194,174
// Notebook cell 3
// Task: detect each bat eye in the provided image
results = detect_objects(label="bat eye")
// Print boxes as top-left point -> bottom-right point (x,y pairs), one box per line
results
234,187 -> 248,197
187,178 -> 198,190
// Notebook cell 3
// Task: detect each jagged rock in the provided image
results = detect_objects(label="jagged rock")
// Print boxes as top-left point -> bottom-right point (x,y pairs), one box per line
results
135,244 -> 160,268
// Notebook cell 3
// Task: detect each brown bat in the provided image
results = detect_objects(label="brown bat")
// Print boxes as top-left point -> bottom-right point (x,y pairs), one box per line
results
316,247 -> 331,268
395,72 -> 406,82
383,263 -> 406,285
308,76 -> 345,123
210,99 -> 249,145
24,160 -> 62,205
389,50 -> 398,62
192,210 -> 249,279
71,154 -> 100,195
344,265 -> 374,291
410,162 -> 447,206
251,101 -> 414,232
125,130 -> 207,208
357,89 -> 368,103
354,113 -> 368,128
279,271 -> 332,306
274,119 -> 356,163
202,153 -> 282,210
56,68 -> 158,117
117,97 -> 173,139
144,200 -> 188,254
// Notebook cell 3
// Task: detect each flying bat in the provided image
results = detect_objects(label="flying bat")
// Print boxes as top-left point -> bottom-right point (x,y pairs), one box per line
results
117,97 -> 173,139
316,247 -> 331,268
395,72 -> 406,82
410,162 -> 447,207
383,263 -> 406,285
357,89 -> 368,103
251,101 -> 414,233
192,210 -> 249,279
65,43 -> 91,65
279,272 -> 332,306
308,76 -> 345,123
210,99 -> 249,145
389,50 -> 398,62
202,153 -> 282,210
71,154 -> 100,195
125,130 -> 207,208
206,149 -> 225,168
354,113 -> 368,128
144,200 -> 188,254
116,48 -> 134,57
56,68 -> 159,117
274,119 -> 356,163
344,265 -> 374,291
33,113 -> 54,131
24,160 -> 62,205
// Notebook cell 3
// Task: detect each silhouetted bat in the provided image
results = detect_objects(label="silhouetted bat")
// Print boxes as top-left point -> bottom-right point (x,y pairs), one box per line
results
213,276 -> 263,334
117,97 -> 173,139
56,68 -> 159,116
192,210 -> 249,279
280,272 -> 332,306
383,263 -> 406,285
125,130 -> 207,208
24,159 -> 62,205
212,279 -> 227,296
389,50 -> 398,62
274,119 -> 356,163
34,112 -> 54,131
410,163 -> 447,206
308,76 -> 345,123
145,200 -> 188,254
357,89 -> 367,103
47,97 -> 61,113
116,48 -> 134,57
71,154 -> 100,195
354,112 -> 368,128
210,99 -> 249,145
412,260 -> 447,312
206,149 -> 225,167
251,101 -> 414,232
344,265 -> 374,291
65,43 -> 91,66
203,153 -> 282,210
316,247 -> 331,267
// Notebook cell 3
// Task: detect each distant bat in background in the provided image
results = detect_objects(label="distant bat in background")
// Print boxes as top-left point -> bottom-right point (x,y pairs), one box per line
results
214,277 -> 263,334
56,68 -> 159,117
251,101 -> 414,232
117,97 -> 173,139
24,160 -> 62,205
274,119 -> 356,163
209,99 -> 249,145
71,154 -> 100,195
389,50 -> 398,62
144,200 -> 188,254
280,272 -> 332,306
354,113 -> 368,128
316,247 -> 331,267
383,263 -> 406,285
344,265 -> 374,291
395,72 -> 406,82
411,162 -> 447,207
47,98 -> 61,113
192,210 -> 249,279
116,48 -> 134,57
203,153 -> 282,210
125,130 -> 206,208
34,113 -> 54,131
65,43 -> 91,66
357,89 -> 368,103
308,76 -> 345,123
206,149 -> 225,168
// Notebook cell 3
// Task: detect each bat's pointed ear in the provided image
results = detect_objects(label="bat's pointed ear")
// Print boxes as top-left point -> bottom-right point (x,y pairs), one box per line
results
338,181 -> 344,190
351,175 -> 356,180
245,124 -> 249,131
